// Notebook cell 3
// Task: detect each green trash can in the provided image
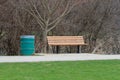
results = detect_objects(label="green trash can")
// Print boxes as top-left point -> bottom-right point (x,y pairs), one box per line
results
20,35 -> 35,55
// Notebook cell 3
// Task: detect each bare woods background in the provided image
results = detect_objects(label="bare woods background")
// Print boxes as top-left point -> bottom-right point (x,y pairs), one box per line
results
0,0 -> 120,55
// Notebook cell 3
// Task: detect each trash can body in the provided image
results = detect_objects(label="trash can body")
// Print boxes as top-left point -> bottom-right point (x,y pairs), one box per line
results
20,35 -> 35,55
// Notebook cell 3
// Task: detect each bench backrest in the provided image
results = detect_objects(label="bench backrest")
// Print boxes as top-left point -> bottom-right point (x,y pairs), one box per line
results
47,36 -> 86,46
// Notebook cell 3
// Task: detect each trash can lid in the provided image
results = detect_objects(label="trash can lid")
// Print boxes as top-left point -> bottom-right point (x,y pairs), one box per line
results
20,35 -> 35,39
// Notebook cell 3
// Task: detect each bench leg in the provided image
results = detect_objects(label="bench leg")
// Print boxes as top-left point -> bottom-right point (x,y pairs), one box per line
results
56,46 -> 59,53
52,46 -> 59,53
77,46 -> 81,53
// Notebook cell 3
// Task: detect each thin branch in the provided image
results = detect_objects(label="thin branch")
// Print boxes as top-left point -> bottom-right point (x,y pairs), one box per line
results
44,0 -> 51,15
47,17 -> 62,32
50,0 -> 64,16
48,1 -> 70,27
23,8 -> 44,30
30,0 -> 45,24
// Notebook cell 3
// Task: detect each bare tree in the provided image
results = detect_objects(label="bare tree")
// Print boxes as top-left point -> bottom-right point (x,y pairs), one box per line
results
17,0 -> 81,53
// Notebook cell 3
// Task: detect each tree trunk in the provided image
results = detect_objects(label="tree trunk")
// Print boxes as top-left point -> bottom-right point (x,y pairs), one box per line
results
42,30 -> 48,53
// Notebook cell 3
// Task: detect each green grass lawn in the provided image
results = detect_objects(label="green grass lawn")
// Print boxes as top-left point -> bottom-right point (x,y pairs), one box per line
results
0,60 -> 120,80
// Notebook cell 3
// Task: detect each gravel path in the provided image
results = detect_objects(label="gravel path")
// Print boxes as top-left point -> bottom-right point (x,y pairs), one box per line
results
0,53 -> 120,63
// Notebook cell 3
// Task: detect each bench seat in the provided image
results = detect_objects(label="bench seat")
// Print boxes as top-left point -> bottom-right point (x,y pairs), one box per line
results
47,36 -> 87,53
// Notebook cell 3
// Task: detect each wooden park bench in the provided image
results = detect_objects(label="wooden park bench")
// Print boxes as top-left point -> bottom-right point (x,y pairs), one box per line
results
47,36 -> 87,53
